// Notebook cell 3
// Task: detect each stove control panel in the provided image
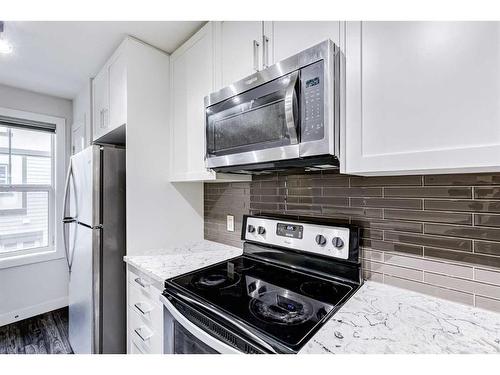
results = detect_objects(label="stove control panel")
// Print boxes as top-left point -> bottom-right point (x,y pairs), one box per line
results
244,217 -> 350,260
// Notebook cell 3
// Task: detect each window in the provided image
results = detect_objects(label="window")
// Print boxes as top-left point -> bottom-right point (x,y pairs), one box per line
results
0,124 -> 55,258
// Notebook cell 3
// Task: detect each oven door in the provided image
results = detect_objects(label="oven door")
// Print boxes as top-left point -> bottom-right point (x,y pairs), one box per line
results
161,293 -> 241,354
205,71 -> 300,169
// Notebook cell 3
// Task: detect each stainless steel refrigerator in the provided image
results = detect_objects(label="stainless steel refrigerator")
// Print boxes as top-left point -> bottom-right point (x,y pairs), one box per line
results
62,145 -> 126,354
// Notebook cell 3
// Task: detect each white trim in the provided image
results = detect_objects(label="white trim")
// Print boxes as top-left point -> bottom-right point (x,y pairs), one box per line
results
0,296 -> 68,327
0,106 -> 66,270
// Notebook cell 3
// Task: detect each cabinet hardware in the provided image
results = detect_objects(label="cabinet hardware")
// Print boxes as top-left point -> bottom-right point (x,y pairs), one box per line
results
134,302 -> 152,315
253,40 -> 260,72
262,35 -> 269,69
134,277 -> 150,288
134,327 -> 152,342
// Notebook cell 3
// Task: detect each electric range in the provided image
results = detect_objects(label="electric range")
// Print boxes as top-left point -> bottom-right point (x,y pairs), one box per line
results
161,215 -> 361,354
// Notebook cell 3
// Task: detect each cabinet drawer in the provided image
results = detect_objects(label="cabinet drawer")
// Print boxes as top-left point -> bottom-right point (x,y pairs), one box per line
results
128,308 -> 163,354
128,280 -> 162,329
130,339 -> 145,354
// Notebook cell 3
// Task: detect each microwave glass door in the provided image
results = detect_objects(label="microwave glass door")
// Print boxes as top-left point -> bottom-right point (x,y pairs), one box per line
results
206,71 -> 299,157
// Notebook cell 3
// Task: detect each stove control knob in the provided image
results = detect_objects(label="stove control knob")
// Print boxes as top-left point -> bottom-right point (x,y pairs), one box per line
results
248,225 -> 256,233
315,234 -> 327,246
257,226 -> 266,235
332,237 -> 344,249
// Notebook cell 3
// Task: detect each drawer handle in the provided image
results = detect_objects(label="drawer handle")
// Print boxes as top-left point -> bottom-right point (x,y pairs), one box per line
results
134,277 -> 150,288
134,326 -> 152,342
134,302 -> 152,315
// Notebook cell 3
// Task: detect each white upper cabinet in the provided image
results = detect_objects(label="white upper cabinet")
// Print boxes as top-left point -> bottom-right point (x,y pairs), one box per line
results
269,21 -> 341,63
344,21 -> 500,175
170,23 -> 215,181
108,49 -> 127,131
169,23 -> 250,182
92,42 -> 127,143
72,80 -> 92,155
92,67 -> 109,141
218,21 -> 264,88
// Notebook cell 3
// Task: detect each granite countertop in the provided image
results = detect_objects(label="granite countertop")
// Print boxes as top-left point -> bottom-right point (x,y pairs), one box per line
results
300,281 -> 500,354
123,240 -> 243,284
124,240 -> 500,354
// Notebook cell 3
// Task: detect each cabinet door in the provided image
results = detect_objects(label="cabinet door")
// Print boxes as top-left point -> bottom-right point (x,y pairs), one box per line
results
269,21 -> 341,63
108,51 -> 127,130
344,21 -> 500,175
170,23 -> 216,180
92,68 -> 109,141
219,21 -> 263,87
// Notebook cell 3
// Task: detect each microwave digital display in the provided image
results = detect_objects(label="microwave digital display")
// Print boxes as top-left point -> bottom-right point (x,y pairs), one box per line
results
306,77 -> 320,88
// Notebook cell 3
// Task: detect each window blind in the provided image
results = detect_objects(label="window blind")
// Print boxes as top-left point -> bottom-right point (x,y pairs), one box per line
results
0,115 -> 56,133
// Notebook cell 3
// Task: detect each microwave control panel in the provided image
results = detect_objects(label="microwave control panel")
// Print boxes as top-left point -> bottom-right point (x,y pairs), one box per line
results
300,60 -> 324,142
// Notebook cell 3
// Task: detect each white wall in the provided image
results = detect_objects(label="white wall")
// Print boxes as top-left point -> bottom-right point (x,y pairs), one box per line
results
125,38 -> 204,255
0,83 -> 72,326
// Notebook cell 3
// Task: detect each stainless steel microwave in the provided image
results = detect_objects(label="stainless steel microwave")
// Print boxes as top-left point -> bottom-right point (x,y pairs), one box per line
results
204,40 -> 341,174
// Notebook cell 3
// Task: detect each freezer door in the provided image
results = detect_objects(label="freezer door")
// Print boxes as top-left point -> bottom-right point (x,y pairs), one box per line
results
68,224 -> 99,354
71,145 -> 101,227
100,147 -> 126,353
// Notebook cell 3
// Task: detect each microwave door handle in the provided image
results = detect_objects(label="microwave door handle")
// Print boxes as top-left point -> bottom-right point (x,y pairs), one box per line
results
284,71 -> 299,145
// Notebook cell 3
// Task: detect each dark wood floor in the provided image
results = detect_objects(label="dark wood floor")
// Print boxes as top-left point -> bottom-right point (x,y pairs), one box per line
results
0,307 -> 73,354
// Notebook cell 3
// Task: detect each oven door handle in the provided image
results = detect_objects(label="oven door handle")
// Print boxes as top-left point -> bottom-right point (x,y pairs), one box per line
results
284,70 -> 299,145
161,291 -> 277,354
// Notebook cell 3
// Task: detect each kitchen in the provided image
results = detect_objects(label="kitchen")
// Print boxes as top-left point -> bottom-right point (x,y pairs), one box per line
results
0,0 -> 500,371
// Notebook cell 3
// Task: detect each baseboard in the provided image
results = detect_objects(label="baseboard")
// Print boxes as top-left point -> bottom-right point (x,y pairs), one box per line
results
0,296 -> 68,327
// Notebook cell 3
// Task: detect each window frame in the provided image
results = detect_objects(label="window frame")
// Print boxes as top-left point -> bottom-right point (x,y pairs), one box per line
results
0,106 -> 66,269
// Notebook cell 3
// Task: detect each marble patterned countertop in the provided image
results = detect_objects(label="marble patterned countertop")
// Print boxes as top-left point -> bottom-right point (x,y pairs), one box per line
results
124,240 -> 500,354
123,240 -> 243,284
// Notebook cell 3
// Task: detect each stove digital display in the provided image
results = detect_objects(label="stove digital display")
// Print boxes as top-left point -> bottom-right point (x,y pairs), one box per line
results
276,223 -> 303,239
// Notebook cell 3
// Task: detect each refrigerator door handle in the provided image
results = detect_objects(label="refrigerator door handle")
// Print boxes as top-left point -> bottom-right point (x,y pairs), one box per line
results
62,160 -> 78,271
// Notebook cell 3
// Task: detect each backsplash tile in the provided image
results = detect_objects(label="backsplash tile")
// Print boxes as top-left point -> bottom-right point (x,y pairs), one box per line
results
204,171 -> 500,312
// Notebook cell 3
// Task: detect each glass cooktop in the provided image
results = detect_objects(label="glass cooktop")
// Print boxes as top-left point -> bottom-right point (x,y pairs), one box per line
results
167,255 -> 354,350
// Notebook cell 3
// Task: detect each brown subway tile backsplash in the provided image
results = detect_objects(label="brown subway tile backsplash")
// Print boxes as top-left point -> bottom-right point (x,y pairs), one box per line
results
384,209 -> 472,225
424,247 -> 500,269
474,268 -> 500,286
383,275 -> 475,306
424,173 -> 500,186
475,296 -> 500,313
204,171 -> 500,312
385,186 -> 472,198
350,197 -> 423,209
350,175 -> 422,186
425,223 -> 500,241
384,231 -> 472,252
364,239 -> 423,256
352,219 -> 423,233
474,240 -> 500,256
474,187 -> 500,199
474,213 -> 500,228
424,199 -> 500,213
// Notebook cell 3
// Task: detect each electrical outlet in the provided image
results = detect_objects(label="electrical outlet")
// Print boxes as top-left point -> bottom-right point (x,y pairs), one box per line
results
226,215 -> 234,232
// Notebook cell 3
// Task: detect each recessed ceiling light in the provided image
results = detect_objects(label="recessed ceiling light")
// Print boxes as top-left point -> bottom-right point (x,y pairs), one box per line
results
0,21 -> 13,55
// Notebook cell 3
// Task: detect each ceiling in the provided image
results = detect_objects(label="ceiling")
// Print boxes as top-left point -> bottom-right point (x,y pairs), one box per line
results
0,21 -> 205,99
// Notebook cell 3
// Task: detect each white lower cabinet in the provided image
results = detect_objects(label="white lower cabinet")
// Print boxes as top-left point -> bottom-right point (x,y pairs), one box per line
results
126,265 -> 164,354
343,21 -> 500,175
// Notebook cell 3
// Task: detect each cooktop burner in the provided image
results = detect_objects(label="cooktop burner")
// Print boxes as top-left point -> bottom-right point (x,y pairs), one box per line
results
249,293 -> 314,325
299,281 -> 339,299
191,273 -> 241,289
